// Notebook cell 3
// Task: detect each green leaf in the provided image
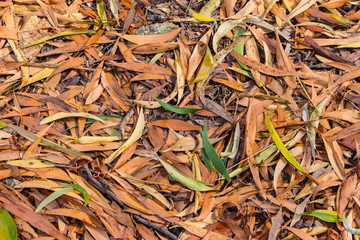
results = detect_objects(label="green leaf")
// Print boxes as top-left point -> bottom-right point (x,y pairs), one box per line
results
343,212 -> 360,234
58,184 -> 89,205
35,184 -> 89,213
23,29 -> 96,48
233,27 -> 249,70
265,112 -> 307,173
155,154 -> 214,191
227,67 -> 253,78
154,97 -> 203,114
202,148 -> 216,172
39,112 -> 104,125
298,210 -> 341,223
201,122 -> 231,181
35,187 -> 73,213
96,1 -> 108,27
0,208 -> 17,240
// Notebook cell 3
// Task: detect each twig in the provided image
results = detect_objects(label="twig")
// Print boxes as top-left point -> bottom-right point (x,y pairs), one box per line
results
81,165 -> 178,240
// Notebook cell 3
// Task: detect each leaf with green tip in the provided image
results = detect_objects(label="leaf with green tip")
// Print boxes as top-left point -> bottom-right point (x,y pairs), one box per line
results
343,212 -> 360,234
58,184 -> 89,205
39,112 -> 104,125
0,208 -> 17,240
265,112 -> 307,173
35,187 -> 73,213
298,210 -> 341,223
154,97 -> 203,114
35,184 -> 89,213
155,154 -> 213,191
201,122 -> 231,181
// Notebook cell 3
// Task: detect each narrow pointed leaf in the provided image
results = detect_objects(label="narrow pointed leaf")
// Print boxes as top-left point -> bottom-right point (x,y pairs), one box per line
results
58,184 -> 89,205
189,8 -> 218,22
154,97 -> 203,114
0,208 -> 17,240
39,112 -> 104,125
265,112 -> 307,173
155,154 -> 213,191
104,108 -> 145,164
202,148 -> 216,172
298,210 -> 341,223
201,122 -> 231,181
35,187 -> 73,213
5,124 -> 83,157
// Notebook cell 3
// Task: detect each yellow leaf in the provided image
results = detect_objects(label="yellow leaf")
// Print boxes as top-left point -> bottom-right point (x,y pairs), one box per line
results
265,112 -> 307,173
6,159 -> 57,168
189,8 -> 219,22
39,112 -> 104,125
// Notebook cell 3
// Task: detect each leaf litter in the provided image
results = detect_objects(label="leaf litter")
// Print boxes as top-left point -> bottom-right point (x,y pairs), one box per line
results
0,0 -> 360,239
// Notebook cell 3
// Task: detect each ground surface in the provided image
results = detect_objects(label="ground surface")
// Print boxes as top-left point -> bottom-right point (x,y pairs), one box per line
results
0,0 -> 360,239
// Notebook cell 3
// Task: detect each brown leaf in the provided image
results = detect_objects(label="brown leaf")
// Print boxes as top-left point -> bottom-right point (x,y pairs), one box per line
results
230,51 -> 294,76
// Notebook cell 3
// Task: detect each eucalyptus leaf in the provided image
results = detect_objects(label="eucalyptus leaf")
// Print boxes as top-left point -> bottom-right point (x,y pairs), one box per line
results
0,208 -> 17,240
155,153 -> 214,191
265,112 -> 307,173
298,210 -> 341,223
154,97 -> 203,114
201,122 -> 231,181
